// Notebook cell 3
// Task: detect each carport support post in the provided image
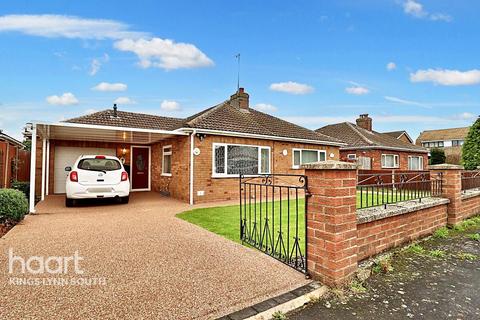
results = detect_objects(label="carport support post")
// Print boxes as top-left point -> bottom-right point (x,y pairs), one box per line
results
302,161 -> 358,287
41,137 -> 46,201
29,125 -> 37,213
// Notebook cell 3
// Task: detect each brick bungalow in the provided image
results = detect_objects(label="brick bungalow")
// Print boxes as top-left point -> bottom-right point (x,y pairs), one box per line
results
316,114 -> 428,170
28,88 -> 344,212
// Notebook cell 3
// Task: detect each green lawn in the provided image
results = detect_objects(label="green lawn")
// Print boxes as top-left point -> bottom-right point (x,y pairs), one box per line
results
177,189 -> 431,253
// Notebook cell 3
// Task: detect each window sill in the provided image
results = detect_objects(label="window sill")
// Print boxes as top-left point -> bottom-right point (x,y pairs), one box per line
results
161,173 -> 172,177
212,174 -> 270,179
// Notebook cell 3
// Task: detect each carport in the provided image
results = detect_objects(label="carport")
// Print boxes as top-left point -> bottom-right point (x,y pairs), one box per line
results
28,121 -> 189,213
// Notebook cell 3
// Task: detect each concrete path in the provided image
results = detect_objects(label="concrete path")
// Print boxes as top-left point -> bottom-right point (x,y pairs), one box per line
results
0,192 -> 309,319
289,222 -> 480,320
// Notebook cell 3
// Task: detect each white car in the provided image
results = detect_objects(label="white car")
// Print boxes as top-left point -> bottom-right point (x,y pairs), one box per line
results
65,155 -> 130,207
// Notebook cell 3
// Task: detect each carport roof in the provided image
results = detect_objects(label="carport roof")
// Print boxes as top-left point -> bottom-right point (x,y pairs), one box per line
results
34,121 -> 187,145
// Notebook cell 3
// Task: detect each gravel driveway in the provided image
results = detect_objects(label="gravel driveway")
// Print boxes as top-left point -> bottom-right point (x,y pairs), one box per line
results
0,192 -> 309,319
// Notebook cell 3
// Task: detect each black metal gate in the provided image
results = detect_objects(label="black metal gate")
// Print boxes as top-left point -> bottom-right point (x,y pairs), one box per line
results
239,174 -> 309,274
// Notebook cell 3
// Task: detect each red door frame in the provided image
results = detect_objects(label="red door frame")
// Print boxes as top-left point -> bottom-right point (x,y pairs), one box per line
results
130,145 -> 151,191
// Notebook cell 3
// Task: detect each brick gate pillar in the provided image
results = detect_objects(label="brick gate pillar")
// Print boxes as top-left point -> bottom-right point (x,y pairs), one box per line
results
429,164 -> 464,226
302,161 -> 358,287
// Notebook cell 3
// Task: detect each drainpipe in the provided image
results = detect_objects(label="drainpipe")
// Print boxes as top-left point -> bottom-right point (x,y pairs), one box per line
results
29,124 -> 37,213
189,129 -> 196,205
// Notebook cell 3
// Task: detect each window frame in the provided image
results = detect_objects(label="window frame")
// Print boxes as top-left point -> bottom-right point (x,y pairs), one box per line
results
211,143 -> 271,178
292,148 -> 327,169
408,155 -> 424,171
162,145 -> 173,176
381,154 -> 399,169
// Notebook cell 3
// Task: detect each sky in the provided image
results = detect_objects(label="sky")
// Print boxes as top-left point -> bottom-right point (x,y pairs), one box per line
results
0,0 -> 479,141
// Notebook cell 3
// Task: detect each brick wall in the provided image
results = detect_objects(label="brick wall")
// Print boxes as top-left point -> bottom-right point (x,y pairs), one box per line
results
459,194 -> 480,221
150,136 -> 190,202
340,149 -> 428,171
357,204 -> 448,261
192,135 -> 340,203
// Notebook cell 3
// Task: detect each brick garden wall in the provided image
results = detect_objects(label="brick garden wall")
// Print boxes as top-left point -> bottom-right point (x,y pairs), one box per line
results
459,193 -> 480,221
340,149 -> 428,171
357,204 -> 448,261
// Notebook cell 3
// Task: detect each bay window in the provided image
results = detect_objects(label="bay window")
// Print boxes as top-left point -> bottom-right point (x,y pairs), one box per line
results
213,143 -> 270,177
408,156 -> 424,171
381,154 -> 399,168
292,149 -> 327,169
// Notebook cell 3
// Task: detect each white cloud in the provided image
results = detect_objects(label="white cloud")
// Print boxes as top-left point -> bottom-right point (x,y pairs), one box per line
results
402,1 -> 452,22
89,53 -> 109,76
384,96 -> 429,108
386,62 -> 396,71
410,69 -> 480,86
92,82 -> 127,92
160,100 -> 181,111
452,112 -> 476,120
113,97 -> 136,105
89,59 -> 101,76
114,37 -> 214,70
269,81 -> 314,95
46,92 -> 79,106
345,85 -> 369,95
0,14 -> 145,39
253,103 -> 278,113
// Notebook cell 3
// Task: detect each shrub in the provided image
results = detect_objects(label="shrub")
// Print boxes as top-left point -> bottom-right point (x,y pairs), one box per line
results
429,148 -> 446,165
0,188 -> 28,221
11,181 -> 29,199
462,117 -> 480,170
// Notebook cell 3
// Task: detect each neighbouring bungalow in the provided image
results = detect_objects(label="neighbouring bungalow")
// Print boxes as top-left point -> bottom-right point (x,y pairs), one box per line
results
27,88 -> 344,212
383,130 -> 414,144
316,114 -> 428,171
416,126 -> 470,165
0,130 -> 25,188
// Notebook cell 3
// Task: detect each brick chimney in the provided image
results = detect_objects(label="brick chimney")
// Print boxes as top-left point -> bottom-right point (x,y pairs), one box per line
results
356,114 -> 372,131
230,88 -> 249,109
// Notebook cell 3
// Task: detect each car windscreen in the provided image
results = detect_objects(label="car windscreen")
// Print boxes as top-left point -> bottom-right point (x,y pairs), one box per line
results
77,158 -> 122,171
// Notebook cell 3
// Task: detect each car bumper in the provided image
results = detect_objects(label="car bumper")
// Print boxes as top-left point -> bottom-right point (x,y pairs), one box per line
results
66,183 -> 130,199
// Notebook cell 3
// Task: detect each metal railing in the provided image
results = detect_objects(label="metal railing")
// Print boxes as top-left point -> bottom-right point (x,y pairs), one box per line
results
461,170 -> 480,192
357,171 -> 443,209
239,174 -> 309,274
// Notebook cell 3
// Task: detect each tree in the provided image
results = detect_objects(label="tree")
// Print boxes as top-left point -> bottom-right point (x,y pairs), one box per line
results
430,148 -> 446,165
462,117 -> 480,170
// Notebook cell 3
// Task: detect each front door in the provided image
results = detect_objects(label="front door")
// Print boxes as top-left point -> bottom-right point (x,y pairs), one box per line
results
131,146 -> 150,190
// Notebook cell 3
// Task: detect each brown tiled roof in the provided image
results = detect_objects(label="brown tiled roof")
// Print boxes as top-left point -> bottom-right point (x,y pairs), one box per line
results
316,122 -> 427,152
65,110 -> 184,131
64,102 -> 343,145
383,131 -> 406,139
182,101 -> 342,144
416,127 -> 470,144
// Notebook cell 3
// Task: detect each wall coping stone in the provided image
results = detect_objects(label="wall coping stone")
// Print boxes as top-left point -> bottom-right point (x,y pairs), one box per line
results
301,160 -> 358,170
428,164 -> 464,170
357,197 -> 450,224
461,188 -> 480,200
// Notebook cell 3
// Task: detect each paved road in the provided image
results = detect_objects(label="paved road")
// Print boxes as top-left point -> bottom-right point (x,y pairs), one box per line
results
290,224 -> 480,320
0,193 -> 309,320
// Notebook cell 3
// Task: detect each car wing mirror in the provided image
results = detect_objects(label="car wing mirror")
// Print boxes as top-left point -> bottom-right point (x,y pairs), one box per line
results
65,166 -> 72,172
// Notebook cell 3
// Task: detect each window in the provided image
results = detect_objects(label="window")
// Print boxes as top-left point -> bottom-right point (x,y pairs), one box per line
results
213,143 -> 270,177
381,154 -> 399,168
292,149 -> 327,169
422,141 -> 444,148
452,140 -> 464,147
162,145 -> 172,176
347,154 -> 357,160
408,156 -> 424,170
78,158 -> 121,171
